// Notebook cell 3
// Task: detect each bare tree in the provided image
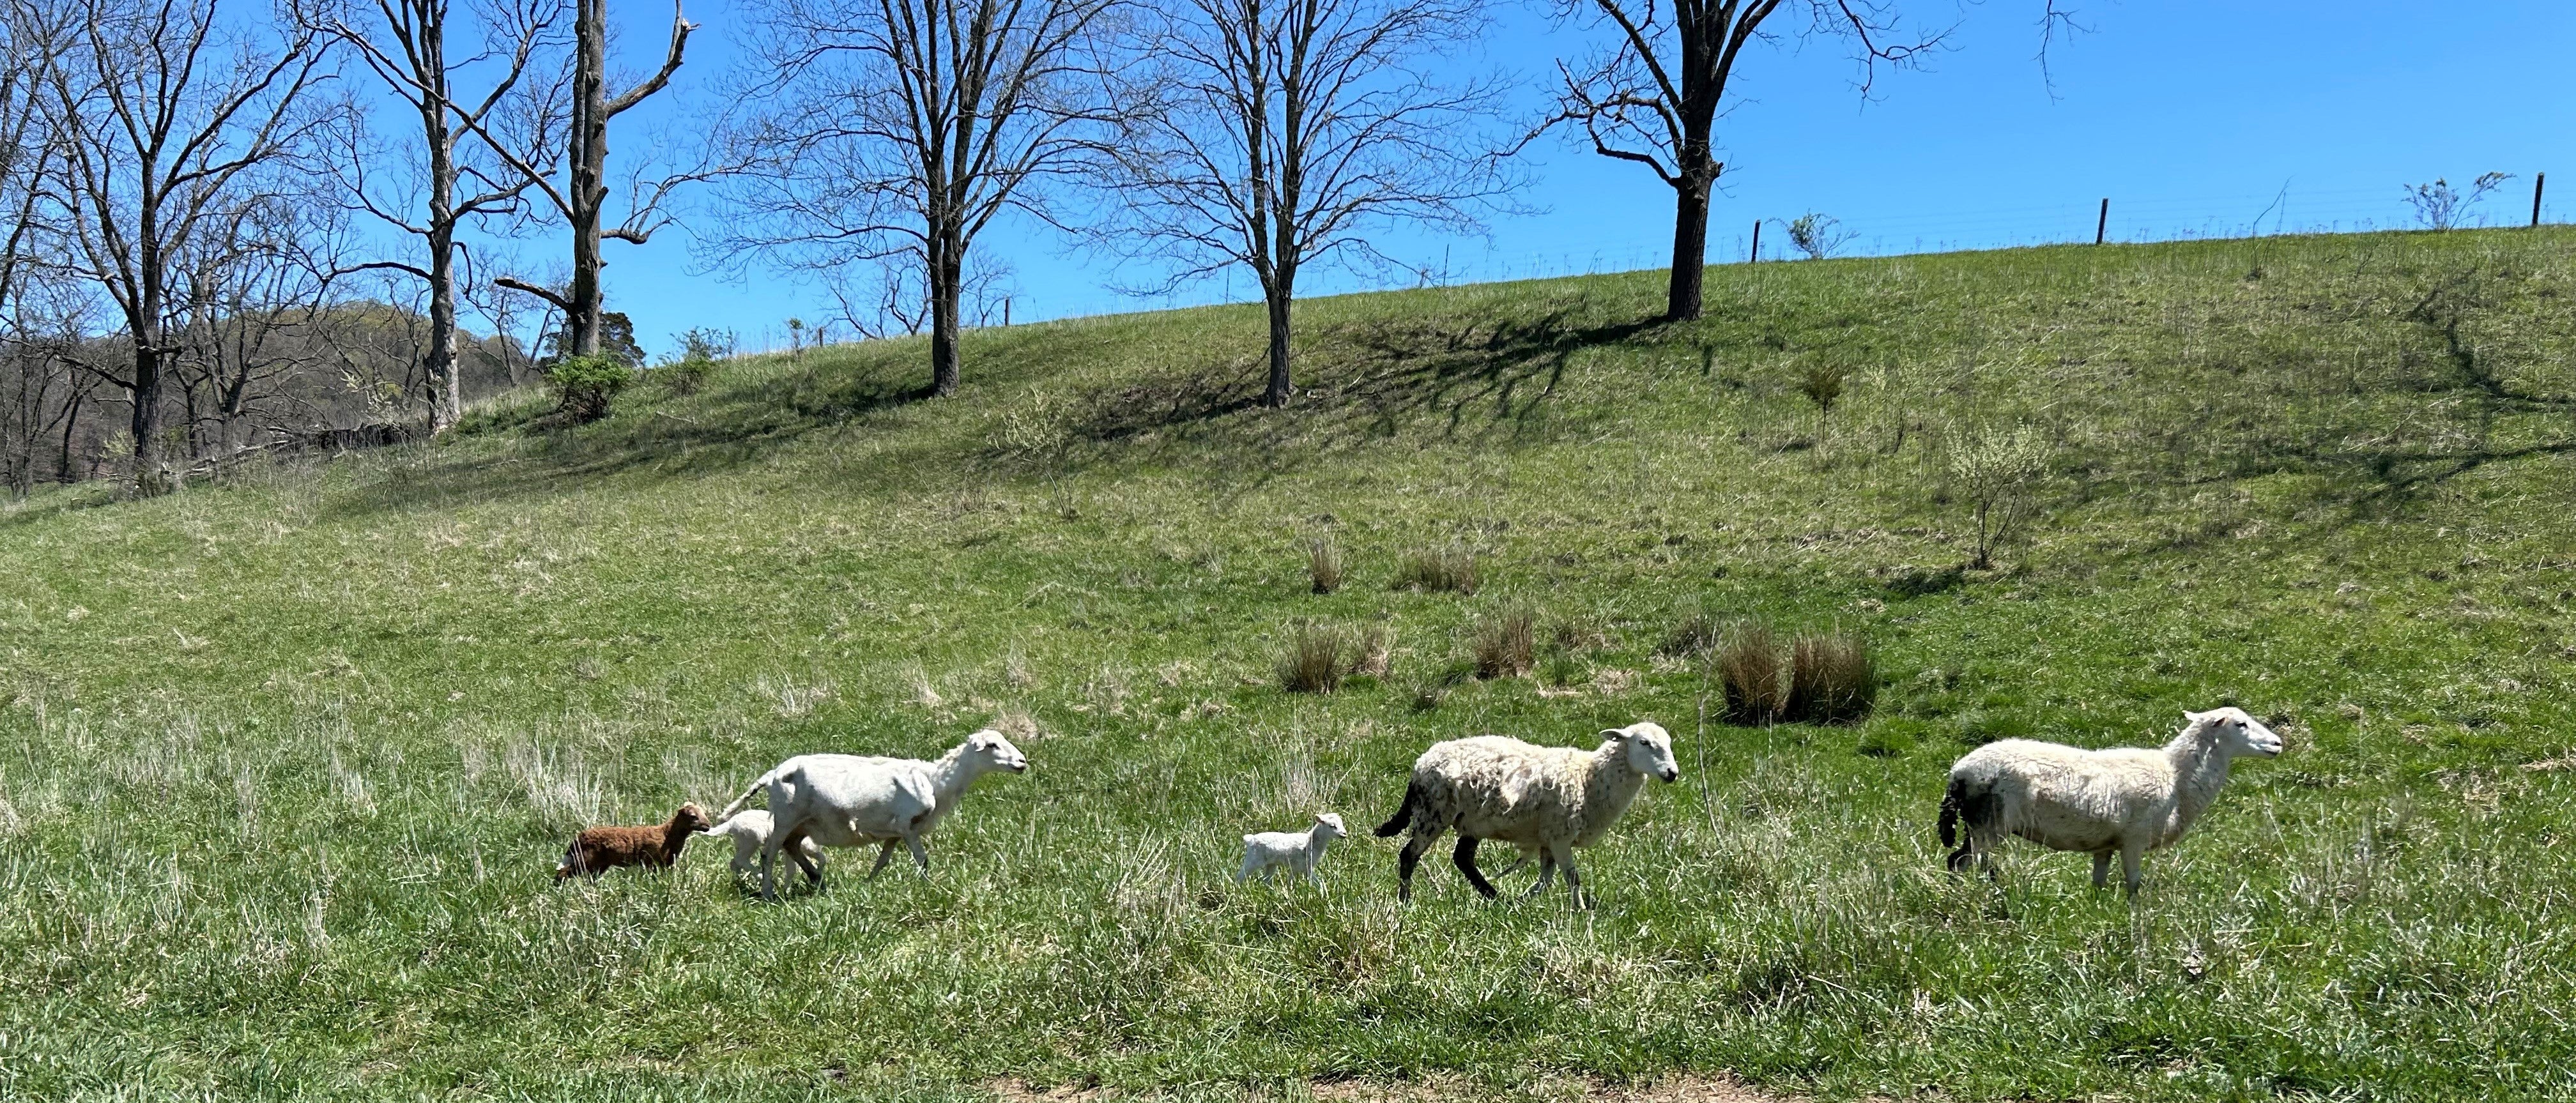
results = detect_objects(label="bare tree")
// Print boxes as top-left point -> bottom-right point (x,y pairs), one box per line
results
311,0 -> 565,431
1108,0 -> 1509,407
1542,0 -> 2073,322
33,0 -> 331,491
720,0 -> 1125,397
479,0 -> 692,362
0,0 -> 73,496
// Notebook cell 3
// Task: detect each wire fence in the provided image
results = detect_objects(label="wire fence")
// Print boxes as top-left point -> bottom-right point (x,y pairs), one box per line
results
742,174 -> 2557,351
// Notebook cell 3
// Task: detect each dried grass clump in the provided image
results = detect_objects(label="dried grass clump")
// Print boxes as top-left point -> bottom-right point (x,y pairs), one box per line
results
1786,633 -> 1876,724
1715,623 -> 1876,725
1354,624 -> 1393,677
1307,538 -> 1344,594
1277,622 -> 1351,694
1392,545 -> 1479,595
1471,606 -> 1536,680
1715,624 -> 1788,724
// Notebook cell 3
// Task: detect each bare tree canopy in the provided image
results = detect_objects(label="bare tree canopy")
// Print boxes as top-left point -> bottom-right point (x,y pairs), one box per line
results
31,0 -> 333,491
310,0 -> 567,432
1105,0 -> 1513,407
477,0 -> 694,365
717,0 -> 1127,397
1541,0 -> 2075,322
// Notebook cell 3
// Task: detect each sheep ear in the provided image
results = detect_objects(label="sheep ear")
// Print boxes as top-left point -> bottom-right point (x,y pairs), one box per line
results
1601,728 -> 1627,742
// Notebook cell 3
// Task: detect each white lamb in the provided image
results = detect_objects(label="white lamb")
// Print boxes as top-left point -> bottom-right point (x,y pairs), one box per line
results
697,808 -> 824,878
716,729 -> 1029,901
1938,706 -> 2283,894
1372,721 -> 1680,908
1237,813 -> 1347,886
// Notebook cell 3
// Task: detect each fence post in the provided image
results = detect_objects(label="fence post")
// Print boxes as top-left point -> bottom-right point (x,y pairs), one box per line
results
1004,297 -> 1012,326
1749,220 -> 1761,262
2534,174 -> 2547,227
2096,197 -> 2109,245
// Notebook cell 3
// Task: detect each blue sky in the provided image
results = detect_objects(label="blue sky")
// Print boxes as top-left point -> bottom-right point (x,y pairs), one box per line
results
566,0 -> 2576,359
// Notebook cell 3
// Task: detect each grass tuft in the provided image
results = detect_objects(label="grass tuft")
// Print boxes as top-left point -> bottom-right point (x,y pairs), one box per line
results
1392,545 -> 1479,595
1785,632 -> 1875,724
1276,622 -> 1350,694
1715,623 -> 1787,725
1471,606 -> 1536,680
1307,537 -> 1344,594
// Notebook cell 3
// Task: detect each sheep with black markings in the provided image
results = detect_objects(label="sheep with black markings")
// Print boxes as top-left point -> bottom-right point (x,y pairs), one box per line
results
1938,706 -> 2283,894
717,729 -> 1029,901
1372,721 -> 1680,908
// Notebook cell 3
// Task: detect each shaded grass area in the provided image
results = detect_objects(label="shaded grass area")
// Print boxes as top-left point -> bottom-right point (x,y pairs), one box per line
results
7,230 -> 2576,1100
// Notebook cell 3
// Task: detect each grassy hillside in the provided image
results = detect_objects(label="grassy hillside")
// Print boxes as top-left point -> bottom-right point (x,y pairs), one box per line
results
7,229 -> 2576,1101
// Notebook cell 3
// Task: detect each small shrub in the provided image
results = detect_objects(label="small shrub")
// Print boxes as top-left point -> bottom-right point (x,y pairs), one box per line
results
1308,537 -> 1343,594
1795,360 -> 1849,415
1716,624 -> 1787,725
660,328 -> 733,395
1392,545 -> 1479,595
1785,632 -> 1875,724
1471,606 -> 1536,680
1784,212 -> 1854,260
547,353 -> 636,422
1277,622 -> 1349,694
1948,422 -> 2051,570
2402,172 -> 2511,231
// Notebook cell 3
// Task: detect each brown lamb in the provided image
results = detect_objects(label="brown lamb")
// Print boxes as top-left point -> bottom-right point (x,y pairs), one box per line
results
554,802 -> 711,881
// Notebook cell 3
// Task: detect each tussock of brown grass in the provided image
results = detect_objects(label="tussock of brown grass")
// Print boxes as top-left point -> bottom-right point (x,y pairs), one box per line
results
1277,622 -> 1349,694
1392,545 -> 1478,595
1785,632 -> 1874,724
1308,537 -> 1344,594
1716,625 -> 1787,725
1354,624 -> 1393,676
1472,607 -> 1535,680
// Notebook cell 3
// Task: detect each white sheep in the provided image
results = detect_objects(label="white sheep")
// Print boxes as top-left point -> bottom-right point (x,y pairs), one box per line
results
1372,721 -> 1680,908
696,808 -> 825,879
1938,706 -> 2283,894
717,729 -> 1029,901
1236,813 -> 1347,886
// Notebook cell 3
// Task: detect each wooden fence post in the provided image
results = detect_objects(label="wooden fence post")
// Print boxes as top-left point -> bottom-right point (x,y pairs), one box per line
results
2096,197 -> 2110,245
2534,174 -> 2547,227
1749,220 -> 1761,262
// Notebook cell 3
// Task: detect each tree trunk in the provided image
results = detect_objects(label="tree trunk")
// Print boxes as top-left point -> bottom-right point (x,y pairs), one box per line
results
928,225 -> 962,397
1666,174 -> 1711,322
1262,285 -> 1293,408
565,0 -> 608,358
130,344 -> 165,493
425,225 -> 462,429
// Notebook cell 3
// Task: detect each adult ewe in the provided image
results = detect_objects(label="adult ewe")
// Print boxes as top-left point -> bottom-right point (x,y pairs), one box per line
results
1939,706 -> 2283,894
1374,721 -> 1680,908
719,729 -> 1029,901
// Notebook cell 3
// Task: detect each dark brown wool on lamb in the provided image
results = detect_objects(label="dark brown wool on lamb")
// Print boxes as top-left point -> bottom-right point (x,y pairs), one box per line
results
555,802 -> 711,881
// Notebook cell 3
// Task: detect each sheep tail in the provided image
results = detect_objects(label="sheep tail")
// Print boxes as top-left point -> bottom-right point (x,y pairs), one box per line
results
1374,780 -> 1423,839
1937,779 -> 1963,849
717,767 -> 780,823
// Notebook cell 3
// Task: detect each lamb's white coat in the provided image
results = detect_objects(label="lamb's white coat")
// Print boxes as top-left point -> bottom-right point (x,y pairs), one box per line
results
1237,813 -> 1347,886
1376,721 -> 1680,906
698,809 -> 824,876
1940,706 -> 2283,893
719,729 -> 1029,901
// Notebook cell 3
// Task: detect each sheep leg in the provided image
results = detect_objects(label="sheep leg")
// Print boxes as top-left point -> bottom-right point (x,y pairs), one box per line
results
1550,844 -> 1588,910
2091,851 -> 2113,890
1452,837 -> 1499,899
905,835 -> 931,876
2120,840 -> 2145,898
868,839 -> 900,879
758,837 -> 782,902
1526,853 -> 1557,897
783,828 -> 824,888
1395,831 -> 1440,902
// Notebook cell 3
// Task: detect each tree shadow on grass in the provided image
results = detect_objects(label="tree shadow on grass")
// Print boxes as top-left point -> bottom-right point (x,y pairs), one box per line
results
1060,305 -> 1669,483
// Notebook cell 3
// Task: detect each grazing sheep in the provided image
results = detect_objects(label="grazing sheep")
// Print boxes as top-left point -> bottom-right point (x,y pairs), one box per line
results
1938,706 -> 2284,894
554,802 -> 711,882
1237,813 -> 1348,886
698,808 -> 825,878
1373,721 -> 1681,908
717,729 -> 1029,901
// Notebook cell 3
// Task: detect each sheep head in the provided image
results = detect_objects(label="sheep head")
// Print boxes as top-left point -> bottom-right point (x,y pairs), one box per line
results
1603,722 -> 1681,783
670,802 -> 712,833
965,729 -> 1030,773
1312,812 -> 1347,840
2187,708 -> 2284,759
